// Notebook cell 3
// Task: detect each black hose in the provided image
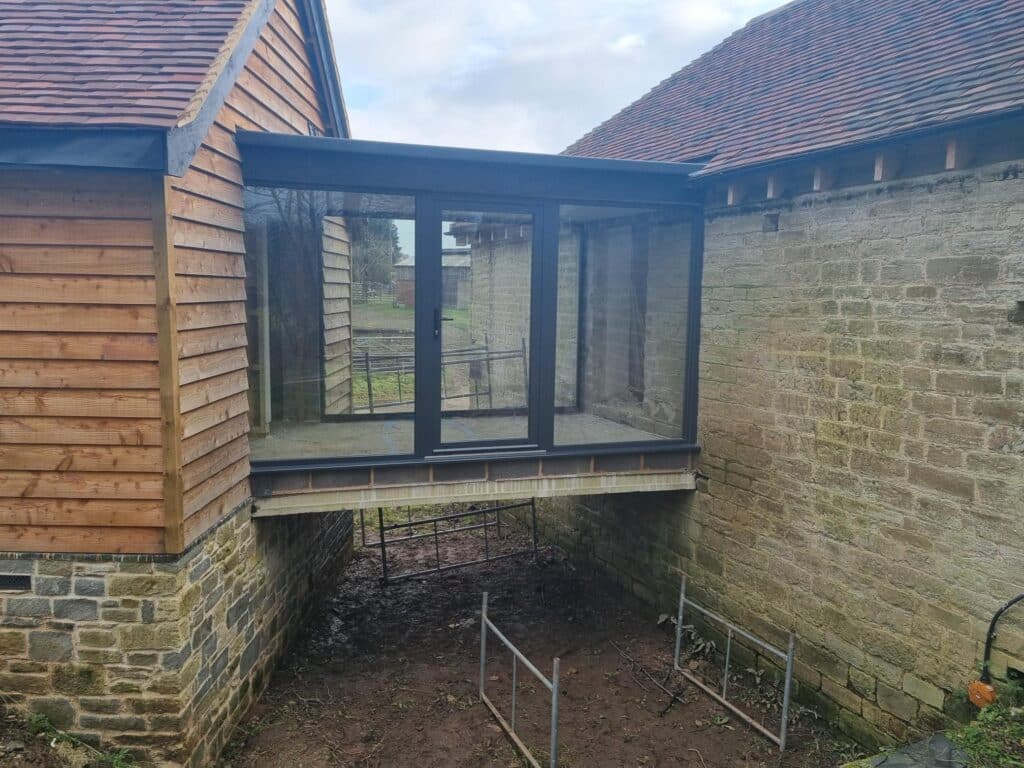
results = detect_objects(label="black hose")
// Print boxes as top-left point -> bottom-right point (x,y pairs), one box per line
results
980,593 -> 1024,683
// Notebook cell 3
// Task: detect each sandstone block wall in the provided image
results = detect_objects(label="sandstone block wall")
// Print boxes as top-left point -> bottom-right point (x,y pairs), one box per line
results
0,506 -> 353,766
536,159 -> 1024,748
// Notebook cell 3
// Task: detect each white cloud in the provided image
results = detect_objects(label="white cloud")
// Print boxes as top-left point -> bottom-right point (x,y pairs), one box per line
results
325,0 -> 788,153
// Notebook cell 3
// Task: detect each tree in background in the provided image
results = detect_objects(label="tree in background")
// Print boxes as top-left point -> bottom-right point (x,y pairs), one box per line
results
350,216 -> 403,287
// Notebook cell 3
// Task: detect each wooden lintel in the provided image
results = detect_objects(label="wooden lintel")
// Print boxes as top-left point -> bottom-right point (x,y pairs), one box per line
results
873,151 -> 900,182
813,165 -> 835,192
945,136 -> 974,171
726,183 -> 744,206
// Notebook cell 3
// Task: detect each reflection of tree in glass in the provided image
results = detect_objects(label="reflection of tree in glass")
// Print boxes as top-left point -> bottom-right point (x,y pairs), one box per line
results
349,217 -> 403,287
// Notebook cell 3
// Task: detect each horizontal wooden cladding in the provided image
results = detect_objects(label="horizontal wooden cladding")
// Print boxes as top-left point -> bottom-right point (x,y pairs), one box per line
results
181,412 -> 249,465
183,479 -> 249,544
0,304 -> 157,334
180,392 -> 249,440
0,171 -> 152,218
175,276 -> 246,304
183,456 -> 249,517
177,302 -> 245,331
0,245 -> 155,276
171,168 -> 242,210
0,416 -> 161,446
0,275 -> 155,305
179,348 -> 247,387
181,434 -> 248,492
0,525 -> 163,554
0,359 -> 158,389
0,498 -> 163,528
0,389 -> 160,418
0,332 -> 157,361
0,217 -> 152,247
0,471 -> 162,500
178,325 -> 247,358
0,445 -> 161,473
171,191 -> 244,233
173,220 -> 245,254
180,369 -> 248,413
176,248 -> 245,278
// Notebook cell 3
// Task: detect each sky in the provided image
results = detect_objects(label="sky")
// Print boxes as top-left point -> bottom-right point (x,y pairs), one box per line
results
323,0 -> 789,154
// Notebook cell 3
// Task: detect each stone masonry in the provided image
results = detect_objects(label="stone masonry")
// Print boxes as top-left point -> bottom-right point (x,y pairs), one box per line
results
0,506 -> 353,766
536,159 -> 1024,748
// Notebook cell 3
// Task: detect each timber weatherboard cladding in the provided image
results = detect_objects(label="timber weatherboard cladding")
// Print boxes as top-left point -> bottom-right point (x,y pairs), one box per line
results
0,170 -> 165,553
0,0 -> 329,554
171,0 -> 328,547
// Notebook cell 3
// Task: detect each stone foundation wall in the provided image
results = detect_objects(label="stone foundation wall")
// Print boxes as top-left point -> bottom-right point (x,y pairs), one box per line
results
0,505 -> 353,767
535,159 -> 1024,749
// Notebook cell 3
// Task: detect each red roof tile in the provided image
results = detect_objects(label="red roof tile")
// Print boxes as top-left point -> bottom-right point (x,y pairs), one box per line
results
0,0 -> 251,128
567,0 -> 1024,174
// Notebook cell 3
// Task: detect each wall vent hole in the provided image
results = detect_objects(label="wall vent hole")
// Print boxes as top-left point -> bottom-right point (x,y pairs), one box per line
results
0,574 -> 32,591
1011,301 -> 1024,325
762,212 -> 780,233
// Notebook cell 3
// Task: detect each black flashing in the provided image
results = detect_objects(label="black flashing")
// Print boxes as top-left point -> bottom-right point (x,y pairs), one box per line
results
296,0 -> 350,138
0,126 -> 166,173
236,132 -> 704,204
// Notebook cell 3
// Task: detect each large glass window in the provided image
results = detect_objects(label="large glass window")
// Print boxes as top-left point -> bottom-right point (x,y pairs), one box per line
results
244,188 -> 416,461
554,204 -> 692,445
439,209 -> 533,445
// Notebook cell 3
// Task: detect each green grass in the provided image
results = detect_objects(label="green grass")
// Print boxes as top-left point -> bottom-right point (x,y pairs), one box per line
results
949,705 -> 1024,767
27,713 -> 134,767
353,303 -> 470,332
352,371 -> 413,408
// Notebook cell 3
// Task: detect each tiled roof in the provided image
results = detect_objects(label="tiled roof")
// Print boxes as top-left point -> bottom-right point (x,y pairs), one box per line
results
567,0 -> 1024,174
0,0 -> 252,128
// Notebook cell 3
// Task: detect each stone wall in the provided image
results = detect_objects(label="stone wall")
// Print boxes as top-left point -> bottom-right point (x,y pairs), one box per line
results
536,159 -> 1024,748
0,505 -> 353,766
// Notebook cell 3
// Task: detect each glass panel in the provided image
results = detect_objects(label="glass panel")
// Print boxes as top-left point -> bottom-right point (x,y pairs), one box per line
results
243,188 -> 416,461
439,210 -> 533,444
554,204 -> 691,445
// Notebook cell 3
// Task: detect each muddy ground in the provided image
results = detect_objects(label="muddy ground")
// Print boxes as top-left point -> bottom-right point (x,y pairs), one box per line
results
221,514 -> 863,767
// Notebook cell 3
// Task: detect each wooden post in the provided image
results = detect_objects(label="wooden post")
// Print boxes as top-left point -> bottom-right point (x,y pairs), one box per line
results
766,175 -> 780,200
813,165 -> 834,192
726,183 -> 744,206
153,176 -> 185,555
945,136 -> 974,171
874,151 -> 899,182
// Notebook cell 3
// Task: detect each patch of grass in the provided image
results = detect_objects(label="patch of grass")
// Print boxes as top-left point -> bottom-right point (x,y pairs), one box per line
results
949,704 -> 1024,768
28,713 -> 134,767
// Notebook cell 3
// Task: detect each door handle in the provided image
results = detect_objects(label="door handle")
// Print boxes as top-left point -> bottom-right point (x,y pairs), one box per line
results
433,308 -> 453,338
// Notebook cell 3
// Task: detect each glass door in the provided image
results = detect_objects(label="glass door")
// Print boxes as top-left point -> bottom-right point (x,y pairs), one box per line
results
424,203 -> 541,451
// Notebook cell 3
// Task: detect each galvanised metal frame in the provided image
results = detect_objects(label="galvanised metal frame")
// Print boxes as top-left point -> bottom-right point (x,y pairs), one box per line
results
368,500 -> 538,584
236,133 -> 707,475
480,591 -> 560,768
673,573 -> 797,751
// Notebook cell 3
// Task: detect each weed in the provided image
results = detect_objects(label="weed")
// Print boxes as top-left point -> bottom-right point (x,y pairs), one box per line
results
26,713 -> 134,766
948,704 -> 1024,768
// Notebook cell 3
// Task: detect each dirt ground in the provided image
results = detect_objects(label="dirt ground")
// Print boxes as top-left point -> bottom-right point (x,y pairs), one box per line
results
221,515 -> 864,768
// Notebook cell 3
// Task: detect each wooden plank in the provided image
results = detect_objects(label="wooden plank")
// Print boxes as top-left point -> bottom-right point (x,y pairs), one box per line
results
183,479 -> 249,546
0,217 -> 152,246
0,360 -> 159,389
187,145 -> 244,186
171,192 -> 245,233
171,168 -> 243,209
0,245 -> 155,276
181,434 -> 248,492
173,220 -> 245,254
178,348 -> 248,387
154,175 -> 184,554
0,525 -> 164,554
0,388 -> 160,418
0,416 -> 161,446
176,248 -> 246,278
0,184 -> 150,219
175,276 -> 247,304
177,302 -> 245,331
180,369 -> 248,413
0,332 -> 157,361
0,444 -> 162,473
178,325 -> 248,358
183,456 -> 249,517
0,471 -> 163,500
0,498 -> 164,527
181,412 -> 249,465
0,304 -> 157,333
180,392 -> 249,439
0,275 -> 155,304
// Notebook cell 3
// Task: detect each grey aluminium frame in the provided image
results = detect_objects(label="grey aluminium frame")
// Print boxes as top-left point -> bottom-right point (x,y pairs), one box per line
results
236,133 -> 706,474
